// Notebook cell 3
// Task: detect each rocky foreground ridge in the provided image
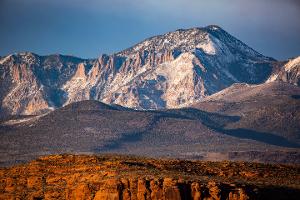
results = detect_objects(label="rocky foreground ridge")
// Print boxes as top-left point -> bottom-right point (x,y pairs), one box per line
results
0,154 -> 299,200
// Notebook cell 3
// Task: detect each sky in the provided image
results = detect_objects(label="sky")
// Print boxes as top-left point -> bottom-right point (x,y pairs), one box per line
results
0,0 -> 299,60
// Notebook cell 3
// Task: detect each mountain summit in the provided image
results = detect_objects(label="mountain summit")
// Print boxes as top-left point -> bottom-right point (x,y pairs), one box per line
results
0,26 -> 277,115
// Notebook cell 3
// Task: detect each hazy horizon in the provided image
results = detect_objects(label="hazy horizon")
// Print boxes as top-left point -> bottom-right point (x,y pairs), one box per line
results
1,0 -> 299,60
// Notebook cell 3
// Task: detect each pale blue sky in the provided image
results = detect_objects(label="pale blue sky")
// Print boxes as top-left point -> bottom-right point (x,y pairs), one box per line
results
0,0 -> 299,60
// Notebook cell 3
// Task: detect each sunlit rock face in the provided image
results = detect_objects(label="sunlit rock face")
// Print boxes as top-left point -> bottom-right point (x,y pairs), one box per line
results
1,155 -> 300,200
267,56 -> 300,86
0,25 -> 276,115
0,52 -> 93,116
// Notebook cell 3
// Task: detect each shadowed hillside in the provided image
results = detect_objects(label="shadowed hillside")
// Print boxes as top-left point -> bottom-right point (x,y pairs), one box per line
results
193,82 -> 300,143
1,82 -> 300,166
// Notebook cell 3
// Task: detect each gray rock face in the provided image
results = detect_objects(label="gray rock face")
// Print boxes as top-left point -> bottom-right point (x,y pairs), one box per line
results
0,26 -> 276,115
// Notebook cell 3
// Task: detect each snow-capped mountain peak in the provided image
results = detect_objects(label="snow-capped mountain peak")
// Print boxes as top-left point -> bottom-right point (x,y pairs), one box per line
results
0,25 -> 278,115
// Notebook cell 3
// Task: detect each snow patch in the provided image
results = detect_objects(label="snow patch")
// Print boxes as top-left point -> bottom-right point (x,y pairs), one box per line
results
154,53 -> 195,84
0,55 -> 12,65
266,74 -> 278,83
196,35 -> 217,55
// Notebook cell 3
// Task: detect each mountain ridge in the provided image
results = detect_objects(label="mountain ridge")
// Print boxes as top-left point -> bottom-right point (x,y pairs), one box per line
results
0,25 -> 297,117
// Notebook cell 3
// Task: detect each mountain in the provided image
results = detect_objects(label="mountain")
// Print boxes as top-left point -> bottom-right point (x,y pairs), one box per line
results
266,56 -> 300,86
1,82 -> 299,166
0,25 -> 276,116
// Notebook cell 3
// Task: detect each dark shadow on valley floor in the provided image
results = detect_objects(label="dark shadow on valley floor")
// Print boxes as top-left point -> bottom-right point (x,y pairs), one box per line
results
218,128 -> 300,148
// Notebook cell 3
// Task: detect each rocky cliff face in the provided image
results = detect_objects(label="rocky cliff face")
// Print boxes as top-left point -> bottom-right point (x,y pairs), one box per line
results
1,154 -> 299,200
0,53 -> 93,116
0,26 -> 276,116
267,56 -> 300,86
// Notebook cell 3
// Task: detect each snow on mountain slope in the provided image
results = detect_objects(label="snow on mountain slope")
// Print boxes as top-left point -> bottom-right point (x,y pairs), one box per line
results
0,25 -> 277,115
101,52 -> 206,109
94,25 -> 274,109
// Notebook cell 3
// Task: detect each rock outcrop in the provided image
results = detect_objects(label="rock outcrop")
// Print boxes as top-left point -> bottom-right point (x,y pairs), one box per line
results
267,56 -> 300,86
0,154 -> 299,200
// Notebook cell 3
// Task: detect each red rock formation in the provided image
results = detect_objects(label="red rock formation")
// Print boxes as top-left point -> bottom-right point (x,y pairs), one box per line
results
0,155 -> 299,200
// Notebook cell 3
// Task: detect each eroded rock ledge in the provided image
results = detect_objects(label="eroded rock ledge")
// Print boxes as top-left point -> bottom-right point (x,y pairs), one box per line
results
0,154 -> 299,200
